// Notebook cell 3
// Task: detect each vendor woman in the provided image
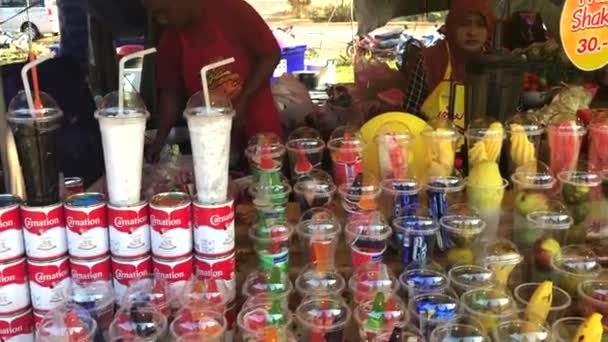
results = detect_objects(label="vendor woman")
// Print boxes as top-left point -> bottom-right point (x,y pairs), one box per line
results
144,0 -> 284,163
403,0 -> 495,130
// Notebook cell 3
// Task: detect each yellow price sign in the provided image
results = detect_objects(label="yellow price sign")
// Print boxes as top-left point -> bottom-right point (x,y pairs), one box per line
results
560,0 -> 608,71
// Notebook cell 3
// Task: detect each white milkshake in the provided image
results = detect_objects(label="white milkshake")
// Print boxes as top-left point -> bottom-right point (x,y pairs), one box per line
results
96,95 -> 149,207
185,106 -> 234,204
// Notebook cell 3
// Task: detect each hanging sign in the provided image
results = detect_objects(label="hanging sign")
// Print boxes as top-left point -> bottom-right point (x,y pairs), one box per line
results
560,0 -> 608,71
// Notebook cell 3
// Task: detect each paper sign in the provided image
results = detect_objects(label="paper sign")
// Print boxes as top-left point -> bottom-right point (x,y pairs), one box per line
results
560,0 -> 608,71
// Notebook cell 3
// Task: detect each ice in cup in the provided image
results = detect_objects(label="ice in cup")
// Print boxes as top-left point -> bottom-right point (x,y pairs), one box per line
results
109,303 -> 167,341
236,297 -> 292,342
392,206 -> 439,267
286,127 -> 325,182
578,280 -> 608,326
7,91 -> 63,206
374,122 -> 412,180
348,263 -> 399,306
589,110 -> 608,171
354,292 -> 408,342
295,264 -> 346,298
551,244 -> 602,298
170,307 -> 225,341
246,132 -> 286,182
371,325 -> 424,342
184,91 -> 234,204
179,277 -> 235,313
429,322 -> 490,342
506,113 -> 544,173
439,214 -> 485,268
465,118 -> 505,169
95,91 -> 149,207
296,207 -> 341,272
398,268 -> 449,302
250,174 -> 291,229
447,264 -> 496,296
249,224 -> 294,273
460,288 -> 518,332
339,172 -> 381,219
344,212 -> 392,269
380,178 -> 421,225
36,304 -> 98,342
122,275 -> 172,318
295,296 -> 351,342
69,281 -> 115,339
242,267 -> 293,302
294,169 -> 337,214
514,282 -> 572,325
408,292 -> 459,340
420,119 -> 460,180
492,319 -> 551,341
547,113 -> 586,177
328,126 -> 366,186
478,239 -> 523,288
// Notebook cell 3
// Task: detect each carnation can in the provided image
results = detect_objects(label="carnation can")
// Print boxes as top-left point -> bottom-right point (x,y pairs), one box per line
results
0,195 -> 24,263
108,202 -> 150,259
64,193 -> 109,259
0,258 -> 29,315
150,192 -> 192,259
194,252 -> 236,300
21,203 -> 67,261
32,310 -> 45,331
70,254 -> 112,286
152,255 -> 193,300
0,307 -> 34,342
193,199 -> 235,258
111,254 -> 152,302
27,256 -> 71,312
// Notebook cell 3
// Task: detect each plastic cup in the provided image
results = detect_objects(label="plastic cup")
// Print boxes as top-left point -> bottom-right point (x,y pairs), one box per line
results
348,263 -> 399,306
296,207 -> 341,272
398,268 -> 449,302
179,277 -> 235,313
122,275 -> 172,318
513,282 -> 571,324
7,91 -> 63,206
420,119 -> 461,180
578,280 -> 608,326
286,127 -> 325,182
249,224 -> 294,273
465,118 -> 505,168
380,178 -> 421,225
430,323 -> 490,342
440,214 -> 485,268
295,264 -> 346,298
344,212 -> 392,269
408,292 -> 459,340
374,122 -> 412,180
478,239 -> 523,288
250,175 -> 292,228
242,268 -> 293,301
237,296 -> 292,341
371,324 -> 424,342
36,304 -> 98,342
460,288 -> 518,332
589,110 -> 608,171
551,317 -> 593,342
425,172 -> 466,252
547,114 -> 586,177
69,281 -> 115,338
327,126 -> 366,186
551,244 -> 602,297
505,113 -> 544,174
339,172 -> 381,220
492,319 -> 551,341
293,169 -> 336,214
246,132 -> 286,182
466,178 -> 509,241
392,206 -> 439,267
109,304 -> 167,342
354,292 -> 408,342
295,296 -> 351,342
170,307 -> 225,341
448,265 -> 496,296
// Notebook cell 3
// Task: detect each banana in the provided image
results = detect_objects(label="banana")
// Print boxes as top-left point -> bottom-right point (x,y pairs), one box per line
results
525,281 -> 553,325
572,313 -> 604,342
510,124 -> 537,166
469,141 -> 488,167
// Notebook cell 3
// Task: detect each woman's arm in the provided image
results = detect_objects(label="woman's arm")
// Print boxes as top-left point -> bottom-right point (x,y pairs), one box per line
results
233,49 -> 281,118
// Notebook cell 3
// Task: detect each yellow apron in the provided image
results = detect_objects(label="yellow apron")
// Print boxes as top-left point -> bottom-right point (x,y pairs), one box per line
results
420,44 -> 466,131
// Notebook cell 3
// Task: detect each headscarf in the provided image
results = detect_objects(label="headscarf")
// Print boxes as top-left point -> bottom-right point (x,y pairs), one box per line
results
421,0 -> 495,92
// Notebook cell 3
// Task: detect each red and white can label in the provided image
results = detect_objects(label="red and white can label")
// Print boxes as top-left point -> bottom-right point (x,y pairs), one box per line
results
350,246 -> 386,270
108,203 -> 150,259
0,308 -> 34,342
32,310 -> 45,331
21,203 -> 67,261
194,253 -> 236,299
0,195 -> 24,263
0,258 -> 29,315
64,194 -> 109,259
152,255 -> 193,300
70,254 -> 112,285
111,255 -> 152,302
150,193 -> 192,259
193,199 -> 235,258
27,256 -> 71,312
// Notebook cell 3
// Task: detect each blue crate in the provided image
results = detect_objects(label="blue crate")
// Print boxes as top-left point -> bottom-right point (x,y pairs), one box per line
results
271,45 -> 307,82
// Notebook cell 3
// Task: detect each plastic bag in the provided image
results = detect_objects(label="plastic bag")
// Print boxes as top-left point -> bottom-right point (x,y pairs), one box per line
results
272,74 -> 316,132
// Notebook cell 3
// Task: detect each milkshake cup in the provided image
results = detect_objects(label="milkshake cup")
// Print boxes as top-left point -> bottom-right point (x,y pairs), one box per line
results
398,268 -> 449,302
344,212 -> 391,269
420,119 -> 460,180
447,264 -> 496,296
184,91 -> 234,205
588,110 -> 608,171
465,118 -> 504,169
294,169 -> 336,214
295,264 -> 346,298
578,280 -> 608,327
551,244 -> 602,298
295,296 -> 351,342
374,122 -> 412,180
354,292 -> 408,342
440,214 -> 485,268
7,91 -> 62,206
328,126 -> 366,186
348,263 -> 399,306
547,114 -> 586,177
96,91 -> 149,207
242,267 -> 293,301
296,207 -> 341,272
109,303 -> 167,342
36,303 -> 98,342
408,292 -> 459,340
246,132 -> 286,182
460,288 -> 518,332
429,322 -> 490,342
170,307 -> 226,341
339,172 -> 381,220
249,224 -> 293,273
514,282 -> 571,324
392,206 -> 439,267
286,127 -> 325,182
236,297 -> 292,342
492,319 -> 551,341
478,239 -> 523,288
505,113 -> 543,174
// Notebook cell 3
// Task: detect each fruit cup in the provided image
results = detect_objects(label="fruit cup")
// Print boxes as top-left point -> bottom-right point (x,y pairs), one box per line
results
408,292 -> 459,340
354,292 -> 408,342
420,119 -> 460,180
295,296 -> 352,342
69,281 -> 115,339
327,126 -> 366,186
242,267 -> 293,303
505,113 -> 544,174
250,174 -> 291,229
558,163 -> 602,244
439,214 -> 486,268
371,325 -> 424,342
170,307 -> 226,341
36,304 -> 99,342
296,207 -> 341,273
551,244 -> 602,298
392,206 -> 439,268
466,167 -> 508,242
465,118 -> 505,169
179,277 -> 235,313
478,239 -> 523,288
374,122 -> 413,180
551,316 -> 607,342
492,319 -> 551,341
398,268 -> 449,302
345,212 -> 392,269
429,322 -> 489,342
588,109 -> 608,171
249,224 -> 294,273
122,275 -> 172,319
547,114 -> 586,177
578,280 -> 608,326
293,169 -> 337,214
514,282 -> 572,325
109,303 -> 168,342
295,264 -> 346,299
236,296 -> 292,342
339,172 -> 381,220
447,264 -> 496,296
245,132 -> 286,182
286,127 -> 325,183
348,263 -> 399,306
460,288 -> 518,332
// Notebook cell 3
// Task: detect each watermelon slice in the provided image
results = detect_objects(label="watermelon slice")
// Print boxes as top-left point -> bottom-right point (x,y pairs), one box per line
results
589,113 -> 608,170
547,120 -> 583,176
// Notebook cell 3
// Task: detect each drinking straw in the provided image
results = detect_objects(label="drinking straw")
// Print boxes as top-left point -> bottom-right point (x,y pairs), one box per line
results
28,52 -> 43,110
118,47 -> 157,115
200,58 -> 235,112
20,54 -> 52,114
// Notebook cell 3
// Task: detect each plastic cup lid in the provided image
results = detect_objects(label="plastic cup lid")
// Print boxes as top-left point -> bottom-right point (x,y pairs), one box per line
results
465,118 -> 505,141
70,281 -> 115,311
287,127 -> 325,152
392,207 -> 438,236
297,207 -> 341,238
338,172 -> 381,198
480,239 -> 523,266
460,288 -> 515,317
425,171 -> 466,192
558,167 -> 602,187
547,114 -> 586,136
511,161 -> 556,189
242,268 -> 293,298
506,112 -> 544,136
399,268 -> 449,293
421,119 -> 460,141
408,292 -> 459,322
327,126 -> 366,151
122,275 -> 170,310
354,292 -> 407,328
373,121 -> 412,144
295,296 -> 351,331
345,212 -> 391,242
179,277 -> 235,308
380,178 -> 421,195
249,224 -> 294,243
110,304 -> 167,339
578,280 -> 608,305
7,90 -> 63,123
551,244 -> 601,276
184,90 -> 234,117
348,263 -> 398,295
237,302 -> 292,335
37,304 -> 97,341
439,215 -> 486,236
171,307 -> 226,339
95,91 -> 149,119
295,265 -> 346,296
526,203 -> 573,230
448,265 -> 496,290
294,169 -> 336,196
246,132 -> 286,160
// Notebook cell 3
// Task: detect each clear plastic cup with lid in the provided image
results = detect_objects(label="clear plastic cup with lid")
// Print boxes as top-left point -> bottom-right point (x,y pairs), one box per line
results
439,213 -> 485,268
514,282 -> 572,324
506,113 -> 544,173
293,169 -> 337,213
374,122 -> 413,180
170,307 -> 225,341
429,322 -> 490,342
578,280 -> 608,327
344,211 -> 392,269
69,281 -> 115,336
246,132 -> 286,182
380,178 -> 421,227
392,205 -> 439,267
178,277 -> 235,313
465,117 -> 505,168
551,244 -> 602,297
295,264 -> 346,298
398,267 -> 449,301
420,119 -> 461,181
248,224 -> 294,273
355,292 -> 408,342
349,262 -> 399,306
460,288 -> 518,332
327,126 -> 366,186
236,296 -> 292,342
295,295 -> 351,342
36,304 -> 98,342
408,291 -> 459,340
339,172 -> 381,219
478,239 -> 523,288
286,127 -> 325,182
588,109 -> 608,171
371,324 -> 424,342
448,264 -> 496,296
242,267 -> 293,302
547,113 -> 586,177
492,319 -> 551,342
122,275 -> 172,318
296,207 -> 341,272
109,303 -> 167,342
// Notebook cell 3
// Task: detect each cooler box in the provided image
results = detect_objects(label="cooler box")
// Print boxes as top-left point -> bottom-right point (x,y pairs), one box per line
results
272,45 -> 307,82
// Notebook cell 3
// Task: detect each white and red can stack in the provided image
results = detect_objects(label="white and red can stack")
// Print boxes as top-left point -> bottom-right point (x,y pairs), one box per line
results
0,195 -> 25,262
111,254 -> 152,302
0,307 -> 34,342
21,203 -> 67,261
64,193 -> 109,260
27,255 -> 71,315
70,254 -> 112,287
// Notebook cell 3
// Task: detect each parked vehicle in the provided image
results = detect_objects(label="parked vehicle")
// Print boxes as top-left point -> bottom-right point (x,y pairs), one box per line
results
0,0 -> 59,39
346,26 -> 412,60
